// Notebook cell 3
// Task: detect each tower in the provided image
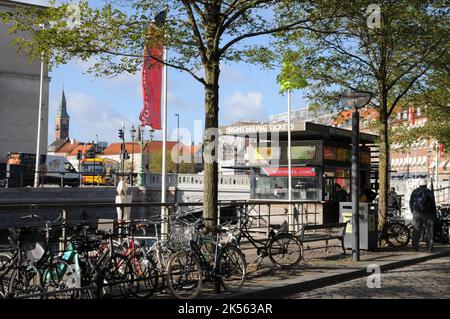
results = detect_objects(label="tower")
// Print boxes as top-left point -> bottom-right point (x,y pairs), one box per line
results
55,89 -> 70,140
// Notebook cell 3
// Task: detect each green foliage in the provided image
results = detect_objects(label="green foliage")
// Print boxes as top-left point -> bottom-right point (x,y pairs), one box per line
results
149,150 -> 195,174
274,0 -> 449,114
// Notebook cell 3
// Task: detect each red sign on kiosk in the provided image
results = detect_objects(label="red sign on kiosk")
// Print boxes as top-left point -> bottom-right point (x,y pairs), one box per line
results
262,167 -> 317,177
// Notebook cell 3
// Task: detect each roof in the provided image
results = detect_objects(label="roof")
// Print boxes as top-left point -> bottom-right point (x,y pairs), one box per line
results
55,141 -> 79,155
103,143 -> 142,155
220,121 -> 378,144
68,144 -> 93,156
102,141 -> 195,156
48,139 -> 67,152
331,107 -> 379,126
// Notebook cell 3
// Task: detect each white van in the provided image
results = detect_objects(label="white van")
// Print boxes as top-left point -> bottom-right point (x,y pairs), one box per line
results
6,153 -> 80,187
40,155 -> 80,187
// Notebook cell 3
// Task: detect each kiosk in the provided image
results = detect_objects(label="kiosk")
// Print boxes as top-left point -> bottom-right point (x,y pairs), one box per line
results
219,121 -> 378,224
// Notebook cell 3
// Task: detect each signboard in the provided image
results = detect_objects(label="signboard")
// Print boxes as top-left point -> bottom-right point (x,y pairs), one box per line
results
224,122 -> 300,135
261,167 -> 317,177
291,146 -> 316,160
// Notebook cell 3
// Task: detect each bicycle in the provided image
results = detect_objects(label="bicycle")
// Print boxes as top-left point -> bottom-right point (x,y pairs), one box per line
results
235,208 -> 302,269
2,225 -> 43,298
378,215 -> 411,247
166,223 -> 246,299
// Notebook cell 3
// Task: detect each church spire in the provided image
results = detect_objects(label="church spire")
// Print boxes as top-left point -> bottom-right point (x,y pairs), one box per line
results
55,88 -> 70,141
56,89 -> 70,119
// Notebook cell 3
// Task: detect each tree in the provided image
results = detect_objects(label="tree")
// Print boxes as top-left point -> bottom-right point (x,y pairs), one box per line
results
393,63 -> 450,150
275,0 -> 449,227
1,1 -> 336,227
149,150 -> 195,174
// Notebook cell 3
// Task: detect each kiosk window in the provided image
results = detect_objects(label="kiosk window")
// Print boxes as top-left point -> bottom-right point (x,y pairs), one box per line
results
291,146 -> 316,160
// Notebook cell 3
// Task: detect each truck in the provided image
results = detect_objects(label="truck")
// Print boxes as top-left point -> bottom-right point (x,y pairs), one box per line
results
6,153 -> 80,187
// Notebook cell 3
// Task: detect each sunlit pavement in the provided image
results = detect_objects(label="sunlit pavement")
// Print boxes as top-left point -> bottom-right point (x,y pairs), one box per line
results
287,255 -> 450,299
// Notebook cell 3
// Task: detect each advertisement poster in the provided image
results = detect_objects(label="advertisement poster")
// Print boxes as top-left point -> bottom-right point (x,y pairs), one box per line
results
291,146 -> 316,160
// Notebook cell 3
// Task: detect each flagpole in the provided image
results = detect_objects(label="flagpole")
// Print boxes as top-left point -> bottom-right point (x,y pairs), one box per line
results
287,89 -> 293,232
161,46 -> 168,241
33,48 -> 45,188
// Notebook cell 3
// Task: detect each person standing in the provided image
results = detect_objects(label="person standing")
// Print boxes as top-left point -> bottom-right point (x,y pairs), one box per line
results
388,187 -> 400,215
409,179 -> 437,252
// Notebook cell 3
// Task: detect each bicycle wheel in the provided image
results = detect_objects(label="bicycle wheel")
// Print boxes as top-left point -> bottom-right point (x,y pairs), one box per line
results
218,245 -> 246,292
131,253 -> 157,298
0,252 -> 12,297
385,222 -> 411,247
166,251 -> 202,299
268,233 -> 302,268
8,265 -> 43,298
41,259 -> 77,299
100,253 -> 134,298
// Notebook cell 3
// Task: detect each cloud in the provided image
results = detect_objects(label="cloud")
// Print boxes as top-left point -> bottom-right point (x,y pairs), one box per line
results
51,92 -> 134,143
221,92 -> 267,124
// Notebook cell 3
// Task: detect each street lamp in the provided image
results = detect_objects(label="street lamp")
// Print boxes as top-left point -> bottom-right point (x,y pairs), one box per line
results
130,125 -> 136,186
137,125 -> 146,187
340,90 -> 372,262
175,114 -> 180,175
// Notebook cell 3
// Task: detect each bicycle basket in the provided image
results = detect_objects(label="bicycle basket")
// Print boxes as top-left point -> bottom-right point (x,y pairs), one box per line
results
169,222 -> 195,246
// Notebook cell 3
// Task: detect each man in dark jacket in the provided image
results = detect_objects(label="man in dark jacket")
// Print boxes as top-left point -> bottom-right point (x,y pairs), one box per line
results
388,187 -> 400,215
409,179 -> 437,252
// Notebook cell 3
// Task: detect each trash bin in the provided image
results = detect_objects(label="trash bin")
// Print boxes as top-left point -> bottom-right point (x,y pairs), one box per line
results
339,202 -> 378,251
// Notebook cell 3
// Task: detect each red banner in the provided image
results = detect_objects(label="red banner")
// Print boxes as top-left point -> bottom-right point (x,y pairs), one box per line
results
262,167 -> 317,177
440,144 -> 445,159
139,45 -> 163,130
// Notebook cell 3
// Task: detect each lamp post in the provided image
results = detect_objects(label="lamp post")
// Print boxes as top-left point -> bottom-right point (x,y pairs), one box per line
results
130,125 -> 136,186
137,125 -> 145,187
175,114 -> 180,175
174,114 -> 180,203
340,91 -> 372,262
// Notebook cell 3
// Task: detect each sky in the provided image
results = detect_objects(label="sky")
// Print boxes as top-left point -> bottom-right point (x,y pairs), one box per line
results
16,0 -> 309,146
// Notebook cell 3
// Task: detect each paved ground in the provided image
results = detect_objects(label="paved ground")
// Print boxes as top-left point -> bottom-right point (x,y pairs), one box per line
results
287,255 -> 450,299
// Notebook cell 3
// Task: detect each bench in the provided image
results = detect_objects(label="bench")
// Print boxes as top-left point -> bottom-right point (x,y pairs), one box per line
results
296,222 -> 348,255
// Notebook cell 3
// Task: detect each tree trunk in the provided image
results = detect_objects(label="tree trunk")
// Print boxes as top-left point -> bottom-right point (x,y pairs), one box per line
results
203,61 -> 220,228
378,106 -> 389,229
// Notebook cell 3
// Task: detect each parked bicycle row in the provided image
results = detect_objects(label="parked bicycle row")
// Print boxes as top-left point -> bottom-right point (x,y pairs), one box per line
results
0,207 -> 304,299
2,203 -> 448,300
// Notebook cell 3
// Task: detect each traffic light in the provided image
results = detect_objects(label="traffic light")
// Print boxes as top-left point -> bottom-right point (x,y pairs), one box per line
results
123,150 -> 130,160
76,150 -> 82,161
118,129 -> 124,140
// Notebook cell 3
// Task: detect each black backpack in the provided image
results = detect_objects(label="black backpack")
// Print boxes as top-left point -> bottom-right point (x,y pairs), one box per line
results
413,189 -> 433,213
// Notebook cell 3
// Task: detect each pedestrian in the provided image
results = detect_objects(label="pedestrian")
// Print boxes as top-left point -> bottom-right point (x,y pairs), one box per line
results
388,187 -> 400,215
335,183 -> 349,202
409,179 -> 437,252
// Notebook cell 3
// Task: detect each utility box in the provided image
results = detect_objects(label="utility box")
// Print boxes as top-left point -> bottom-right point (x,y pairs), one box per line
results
339,202 -> 378,251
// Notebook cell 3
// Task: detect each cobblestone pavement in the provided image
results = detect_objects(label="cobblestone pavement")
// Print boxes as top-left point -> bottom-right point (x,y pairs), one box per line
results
287,255 -> 450,299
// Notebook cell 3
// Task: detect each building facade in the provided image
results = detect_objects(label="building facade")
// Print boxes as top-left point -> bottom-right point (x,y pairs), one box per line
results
0,0 -> 50,163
